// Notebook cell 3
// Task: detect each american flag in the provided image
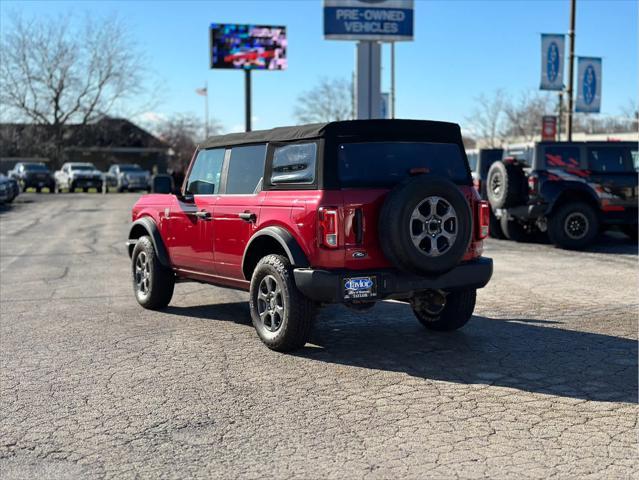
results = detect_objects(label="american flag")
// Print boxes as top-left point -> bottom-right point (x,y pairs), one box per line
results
195,87 -> 207,96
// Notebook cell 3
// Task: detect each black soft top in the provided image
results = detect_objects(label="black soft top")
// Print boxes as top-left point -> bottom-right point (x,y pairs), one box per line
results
200,119 -> 464,149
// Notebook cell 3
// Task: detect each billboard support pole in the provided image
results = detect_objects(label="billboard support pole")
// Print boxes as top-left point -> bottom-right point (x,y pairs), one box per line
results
356,41 -> 381,120
245,69 -> 252,132
566,0 -> 576,141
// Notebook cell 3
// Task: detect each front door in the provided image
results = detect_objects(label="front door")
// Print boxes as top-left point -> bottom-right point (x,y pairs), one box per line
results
213,144 -> 267,279
167,148 -> 225,274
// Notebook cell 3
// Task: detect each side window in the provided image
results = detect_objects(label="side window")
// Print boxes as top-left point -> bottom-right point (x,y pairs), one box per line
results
588,147 -> 629,173
271,143 -> 317,184
466,152 -> 478,173
632,150 -> 639,171
186,148 -> 225,195
226,144 -> 267,194
544,146 -> 580,169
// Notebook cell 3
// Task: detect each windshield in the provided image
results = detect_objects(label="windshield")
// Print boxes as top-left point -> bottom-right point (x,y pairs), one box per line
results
70,165 -> 95,171
338,142 -> 470,187
24,164 -> 49,172
119,165 -> 143,172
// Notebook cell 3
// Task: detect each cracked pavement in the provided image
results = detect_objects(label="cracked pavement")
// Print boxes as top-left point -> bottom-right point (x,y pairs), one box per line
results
0,193 -> 637,479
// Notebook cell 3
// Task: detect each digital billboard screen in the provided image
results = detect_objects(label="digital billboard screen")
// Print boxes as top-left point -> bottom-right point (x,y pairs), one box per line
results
210,24 -> 287,70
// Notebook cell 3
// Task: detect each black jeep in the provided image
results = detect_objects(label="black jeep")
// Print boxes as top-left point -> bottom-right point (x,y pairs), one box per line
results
486,141 -> 638,249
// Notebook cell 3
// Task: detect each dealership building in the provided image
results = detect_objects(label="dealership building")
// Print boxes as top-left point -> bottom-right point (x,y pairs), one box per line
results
0,117 -> 171,174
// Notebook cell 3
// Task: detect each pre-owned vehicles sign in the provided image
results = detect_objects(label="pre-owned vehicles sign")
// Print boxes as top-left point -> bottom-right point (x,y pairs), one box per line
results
324,0 -> 414,42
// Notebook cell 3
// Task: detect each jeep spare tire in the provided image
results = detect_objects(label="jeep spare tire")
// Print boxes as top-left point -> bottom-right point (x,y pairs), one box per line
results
379,176 -> 472,275
486,161 -> 526,208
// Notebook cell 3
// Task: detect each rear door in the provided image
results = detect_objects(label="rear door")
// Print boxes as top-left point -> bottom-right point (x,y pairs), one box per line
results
213,144 -> 267,279
586,144 -> 638,209
167,148 -> 224,273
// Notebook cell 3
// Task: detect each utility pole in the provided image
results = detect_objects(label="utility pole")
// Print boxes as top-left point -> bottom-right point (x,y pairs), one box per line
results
566,0 -> 576,141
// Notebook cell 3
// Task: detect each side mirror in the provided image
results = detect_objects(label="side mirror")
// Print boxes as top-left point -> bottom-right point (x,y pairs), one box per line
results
150,174 -> 174,195
177,191 -> 194,203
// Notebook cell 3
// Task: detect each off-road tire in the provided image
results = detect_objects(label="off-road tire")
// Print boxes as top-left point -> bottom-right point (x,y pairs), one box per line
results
548,202 -> 599,250
35,187 -> 41,193
489,209 -> 505,239
379,176 -> 473,275
131,235 -> 175,310
412,289 -> 476,332
500,215 -> 530,242
249,254 -> 316,352
486,161 -> 526,208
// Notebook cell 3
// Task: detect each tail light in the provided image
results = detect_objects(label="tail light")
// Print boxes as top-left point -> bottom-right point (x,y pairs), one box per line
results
528,175 -> 538,195
318,207 -> 339,248
477,201 -> 490,239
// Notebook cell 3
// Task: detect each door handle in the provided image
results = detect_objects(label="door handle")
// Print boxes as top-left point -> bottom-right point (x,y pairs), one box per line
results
238,212 -> 257,222
193,210 -> 211,220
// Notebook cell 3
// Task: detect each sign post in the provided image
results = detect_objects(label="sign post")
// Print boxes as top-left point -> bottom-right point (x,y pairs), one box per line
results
324,0 -> 414,120
209,23 -> 287,132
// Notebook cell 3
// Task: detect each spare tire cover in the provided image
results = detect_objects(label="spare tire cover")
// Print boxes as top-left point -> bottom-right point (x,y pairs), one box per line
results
379,175 -> 472,275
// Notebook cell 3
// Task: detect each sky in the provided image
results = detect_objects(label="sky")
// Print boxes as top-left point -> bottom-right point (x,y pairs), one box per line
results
1,0 -> 637,135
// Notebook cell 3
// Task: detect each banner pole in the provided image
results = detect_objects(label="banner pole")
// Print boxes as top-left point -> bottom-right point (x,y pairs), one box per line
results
566,0 -> 576,141
557,91 -> 563,141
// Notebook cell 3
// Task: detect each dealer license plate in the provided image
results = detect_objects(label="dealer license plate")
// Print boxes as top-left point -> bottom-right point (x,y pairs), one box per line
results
343,276 -> 377,300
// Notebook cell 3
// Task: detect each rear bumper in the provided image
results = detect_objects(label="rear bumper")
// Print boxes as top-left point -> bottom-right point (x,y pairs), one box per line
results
293,257 -> 493,304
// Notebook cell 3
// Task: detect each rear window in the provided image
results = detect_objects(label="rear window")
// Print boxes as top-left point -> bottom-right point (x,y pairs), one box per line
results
480,150 -> 503,176
337,142 -> 470,187
588,147 -> 631,173
119,165 -> 142,172
271,143 -> 316,184
543,146 -> 581,169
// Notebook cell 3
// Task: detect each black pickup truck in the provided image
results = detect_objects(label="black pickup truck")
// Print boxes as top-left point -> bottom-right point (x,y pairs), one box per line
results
485,141 -> 638,249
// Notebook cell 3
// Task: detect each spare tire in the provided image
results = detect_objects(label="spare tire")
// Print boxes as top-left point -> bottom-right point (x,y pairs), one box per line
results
486,161 -> 526,208
379,176 -> 473,275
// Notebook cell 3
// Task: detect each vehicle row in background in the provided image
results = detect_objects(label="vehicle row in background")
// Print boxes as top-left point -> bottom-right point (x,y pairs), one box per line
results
469,141 -> 638,249
5,161 -> 153,193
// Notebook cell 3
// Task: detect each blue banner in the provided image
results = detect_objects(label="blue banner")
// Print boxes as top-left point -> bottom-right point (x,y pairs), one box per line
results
540,34 -> 565,91
324,0 -> 414,41
575,57 -> 602,113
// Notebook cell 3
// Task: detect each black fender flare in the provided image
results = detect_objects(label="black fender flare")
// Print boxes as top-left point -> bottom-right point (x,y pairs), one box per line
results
543,182 -> 600,215
127,217 -> 171,267
242,226 -> 310,279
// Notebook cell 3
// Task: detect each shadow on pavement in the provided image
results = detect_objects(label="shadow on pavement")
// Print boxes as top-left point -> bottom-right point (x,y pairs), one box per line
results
164,301 -> 251,325
163,300 -> 637,403
299,303 -> 638,404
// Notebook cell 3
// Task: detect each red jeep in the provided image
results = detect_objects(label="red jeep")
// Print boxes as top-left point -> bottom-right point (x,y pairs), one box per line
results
127,120 -> 493,351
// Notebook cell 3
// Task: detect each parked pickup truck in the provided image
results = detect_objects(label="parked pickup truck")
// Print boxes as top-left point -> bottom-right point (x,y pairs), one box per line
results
54,162 -> 104,192
126,120 -> 493,351
485,141 -> 638,248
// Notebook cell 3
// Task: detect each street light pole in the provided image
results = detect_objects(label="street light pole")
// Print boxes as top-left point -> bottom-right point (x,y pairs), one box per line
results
566,0 -> 576,141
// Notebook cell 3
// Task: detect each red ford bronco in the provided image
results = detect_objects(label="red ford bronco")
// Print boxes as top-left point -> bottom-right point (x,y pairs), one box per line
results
127,120 -> 493,351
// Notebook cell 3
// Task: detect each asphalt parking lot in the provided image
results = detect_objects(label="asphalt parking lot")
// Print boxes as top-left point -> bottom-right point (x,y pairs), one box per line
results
1,193 -> 637,479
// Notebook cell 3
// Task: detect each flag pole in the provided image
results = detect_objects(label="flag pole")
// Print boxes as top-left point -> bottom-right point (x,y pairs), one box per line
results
204,81 -> 209,138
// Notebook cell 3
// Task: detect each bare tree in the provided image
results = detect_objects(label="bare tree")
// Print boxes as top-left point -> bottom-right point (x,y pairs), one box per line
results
293,77 -> 353,124
465,89 -> 507,148
155,114 -> 222,172
0,13 -> 151,163
501,91 -> 554,142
